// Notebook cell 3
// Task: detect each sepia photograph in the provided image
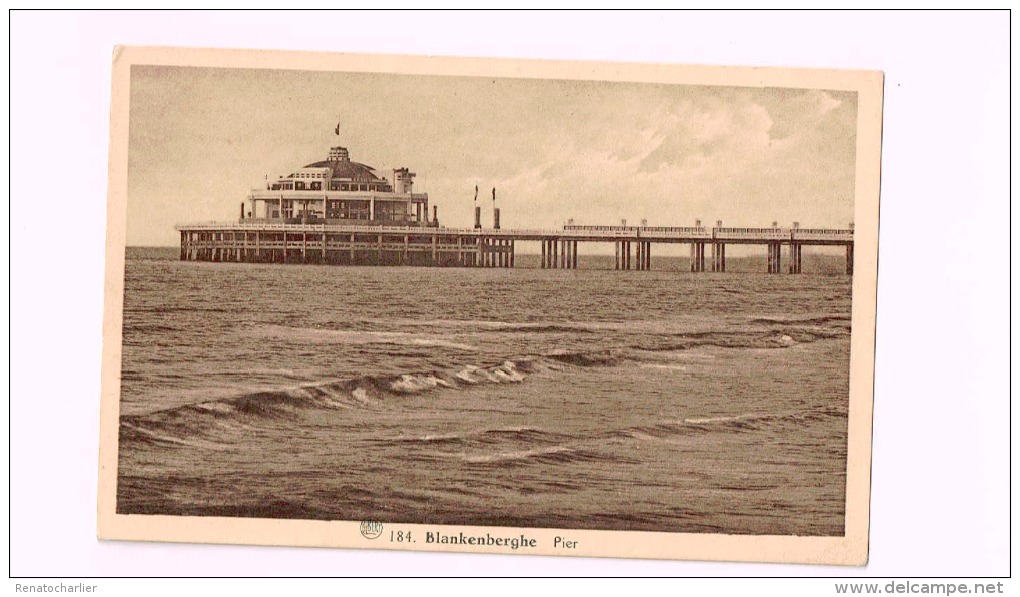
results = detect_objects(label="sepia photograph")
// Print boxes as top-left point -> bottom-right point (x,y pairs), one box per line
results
97,47 -> 882,564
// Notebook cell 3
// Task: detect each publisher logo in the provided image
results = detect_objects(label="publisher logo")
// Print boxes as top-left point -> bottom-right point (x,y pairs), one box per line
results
360,521 -> 384,540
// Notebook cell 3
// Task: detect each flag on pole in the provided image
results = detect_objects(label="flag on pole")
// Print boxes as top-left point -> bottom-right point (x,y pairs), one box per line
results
474,185 -> 478,203
492,187 -> 496,203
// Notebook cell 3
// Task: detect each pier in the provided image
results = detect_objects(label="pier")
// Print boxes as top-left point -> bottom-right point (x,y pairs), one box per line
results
174,139 -> 855,275
175,221 -> 854,275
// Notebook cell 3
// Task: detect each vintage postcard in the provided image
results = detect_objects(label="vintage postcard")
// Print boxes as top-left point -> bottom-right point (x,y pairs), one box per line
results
98,46 -> 882,565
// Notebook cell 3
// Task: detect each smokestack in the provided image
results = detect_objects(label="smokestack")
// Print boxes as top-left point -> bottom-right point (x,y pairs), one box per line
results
695,219 -> 701,227
432,206 -> 438,225
494,208 -> 501,230
474,206 -> 482,229
240,202 -> 245,220
716,220 -> 723,228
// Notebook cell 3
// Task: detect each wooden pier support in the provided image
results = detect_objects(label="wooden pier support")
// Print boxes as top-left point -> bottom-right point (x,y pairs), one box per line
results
846,242 -> 854,275
767,241 -> 783,274
711,242 -> 726,272
690,242 -> 706,272
558,238 -> 575,269
788,243 -> 803,274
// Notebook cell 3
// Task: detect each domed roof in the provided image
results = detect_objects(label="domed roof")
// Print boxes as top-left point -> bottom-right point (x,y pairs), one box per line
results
303,160 -> 383,182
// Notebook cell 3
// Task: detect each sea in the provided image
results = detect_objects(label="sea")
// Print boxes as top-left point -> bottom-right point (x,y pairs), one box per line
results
117,247 -> 851,536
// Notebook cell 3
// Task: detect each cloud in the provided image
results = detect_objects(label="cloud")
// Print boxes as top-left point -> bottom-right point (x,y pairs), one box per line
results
466,87 -> 856,230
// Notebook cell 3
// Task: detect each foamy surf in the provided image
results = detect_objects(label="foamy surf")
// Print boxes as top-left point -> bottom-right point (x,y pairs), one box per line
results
460,445 -> 578,464
640,363 -> 688,371
389,374 -> 453,394
351,387 -> 370,403
683,415 -> 753,424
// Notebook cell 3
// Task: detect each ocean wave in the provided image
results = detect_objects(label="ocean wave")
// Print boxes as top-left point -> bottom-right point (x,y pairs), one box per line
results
749,314 -> 852,327
242,324 -> 479,352
380,426 -> 571,449
119,359 -> 555,447
610,407 -> 847,442
120,421 -> 232,451
459,446 -> 607,466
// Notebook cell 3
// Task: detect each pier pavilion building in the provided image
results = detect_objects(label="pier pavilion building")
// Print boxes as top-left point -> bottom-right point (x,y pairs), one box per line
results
247,145 -> 433,226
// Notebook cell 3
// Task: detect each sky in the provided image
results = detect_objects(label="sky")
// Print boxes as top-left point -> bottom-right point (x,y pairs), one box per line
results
127,65 -> 858,247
